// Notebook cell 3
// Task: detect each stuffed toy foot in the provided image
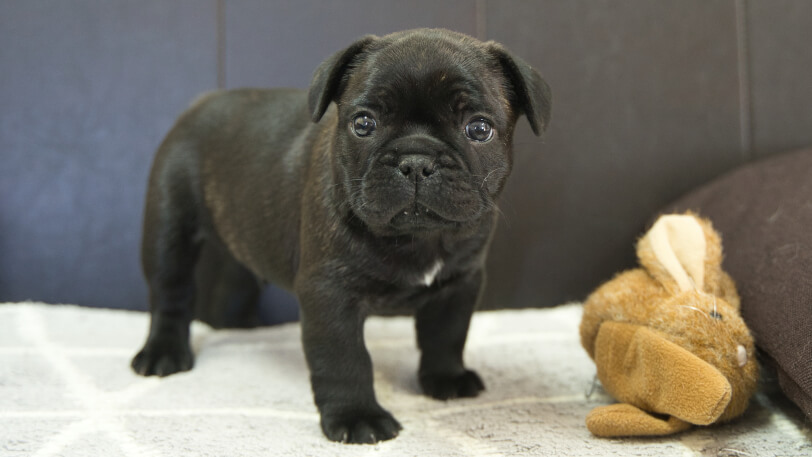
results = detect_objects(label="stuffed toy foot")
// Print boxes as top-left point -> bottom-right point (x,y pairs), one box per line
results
587,404 -> 692,437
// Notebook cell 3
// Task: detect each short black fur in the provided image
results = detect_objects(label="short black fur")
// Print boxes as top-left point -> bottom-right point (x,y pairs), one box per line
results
131,28 -> 550,444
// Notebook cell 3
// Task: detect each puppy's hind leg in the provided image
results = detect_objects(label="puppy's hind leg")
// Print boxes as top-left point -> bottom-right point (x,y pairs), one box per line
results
194,242 -> 263,329
132,151 -> 202,377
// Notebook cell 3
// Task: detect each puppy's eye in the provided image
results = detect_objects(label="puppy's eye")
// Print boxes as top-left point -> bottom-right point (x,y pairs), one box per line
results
351,114 -> 376,137
465,119 -> 493,142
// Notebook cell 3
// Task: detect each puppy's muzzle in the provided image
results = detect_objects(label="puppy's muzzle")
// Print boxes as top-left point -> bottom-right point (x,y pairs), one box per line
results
359,133 -> 479,231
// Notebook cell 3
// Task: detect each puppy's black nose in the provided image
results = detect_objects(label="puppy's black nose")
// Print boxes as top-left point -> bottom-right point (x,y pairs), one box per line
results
397,154 -> 436,180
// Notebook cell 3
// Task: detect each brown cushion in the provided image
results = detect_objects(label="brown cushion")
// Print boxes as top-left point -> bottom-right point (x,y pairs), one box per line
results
663,148 -> 812,420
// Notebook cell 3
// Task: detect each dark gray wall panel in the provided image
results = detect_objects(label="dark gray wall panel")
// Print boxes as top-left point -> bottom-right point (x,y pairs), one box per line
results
747,0 -> 812,156
0,1 -> 218,309
480,0 -> 746,308
224,0 -> 478,89
4,1 -> 812,322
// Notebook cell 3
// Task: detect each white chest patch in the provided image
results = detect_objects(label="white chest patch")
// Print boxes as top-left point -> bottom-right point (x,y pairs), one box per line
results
419,260 -> 444,287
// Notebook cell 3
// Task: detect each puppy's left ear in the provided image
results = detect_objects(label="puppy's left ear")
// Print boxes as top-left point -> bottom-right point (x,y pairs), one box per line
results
308,35 -> 377,123
489,44 -> 552,136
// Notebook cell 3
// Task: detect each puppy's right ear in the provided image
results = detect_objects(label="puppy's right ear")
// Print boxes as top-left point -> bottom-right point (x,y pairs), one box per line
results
487,43 -> 552,136
308,36 -> 376,123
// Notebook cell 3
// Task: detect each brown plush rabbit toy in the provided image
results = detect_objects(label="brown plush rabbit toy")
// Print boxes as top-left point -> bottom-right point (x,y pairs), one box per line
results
579,213 -> 759,437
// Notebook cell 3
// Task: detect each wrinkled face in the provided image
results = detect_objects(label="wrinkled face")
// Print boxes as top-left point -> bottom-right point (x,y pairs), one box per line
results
332,37 -> 518,236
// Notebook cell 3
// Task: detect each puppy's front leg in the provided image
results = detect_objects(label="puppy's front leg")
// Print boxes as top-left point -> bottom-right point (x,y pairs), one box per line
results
416,269 -> 485,400
297,280 -> 401,444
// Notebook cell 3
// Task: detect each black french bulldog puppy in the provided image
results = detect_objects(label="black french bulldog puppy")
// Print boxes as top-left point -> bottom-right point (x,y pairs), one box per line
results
131,28 -> 550,444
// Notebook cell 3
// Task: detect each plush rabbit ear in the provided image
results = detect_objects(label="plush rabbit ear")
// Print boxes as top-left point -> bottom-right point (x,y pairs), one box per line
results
637,214 -> 708,293
593,322 -> 732,431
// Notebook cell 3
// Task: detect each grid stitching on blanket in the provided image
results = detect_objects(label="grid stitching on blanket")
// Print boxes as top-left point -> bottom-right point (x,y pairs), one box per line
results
3,305 -> 810,457
14,307 -> 165,457
6,307 -> 593,457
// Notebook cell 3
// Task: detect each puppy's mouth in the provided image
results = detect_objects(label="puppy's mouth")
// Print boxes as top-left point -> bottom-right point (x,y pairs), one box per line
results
388,203 -> 458,231
351,166 -> 486,234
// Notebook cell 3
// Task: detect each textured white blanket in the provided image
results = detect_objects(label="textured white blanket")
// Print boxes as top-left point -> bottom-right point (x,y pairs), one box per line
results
1,302 -> 809,456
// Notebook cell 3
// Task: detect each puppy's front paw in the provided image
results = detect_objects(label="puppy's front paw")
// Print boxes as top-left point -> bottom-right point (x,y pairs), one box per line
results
420,369 -> 485,400
321,409 -> 402,444
131,339 -> 194,377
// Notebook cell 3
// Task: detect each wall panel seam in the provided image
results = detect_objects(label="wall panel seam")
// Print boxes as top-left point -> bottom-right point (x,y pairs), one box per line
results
476,0 -> 487,41
217,0 -> 226,89
735,0 -> 753,161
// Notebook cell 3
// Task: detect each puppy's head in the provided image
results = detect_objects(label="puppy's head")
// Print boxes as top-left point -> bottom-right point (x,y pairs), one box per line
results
309,29 -> 551,236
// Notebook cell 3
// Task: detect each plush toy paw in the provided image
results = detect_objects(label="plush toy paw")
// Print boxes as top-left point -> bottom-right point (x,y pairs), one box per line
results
586,403 -> 692,437
594,321 -> 733,427
420,369 -> 485,400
